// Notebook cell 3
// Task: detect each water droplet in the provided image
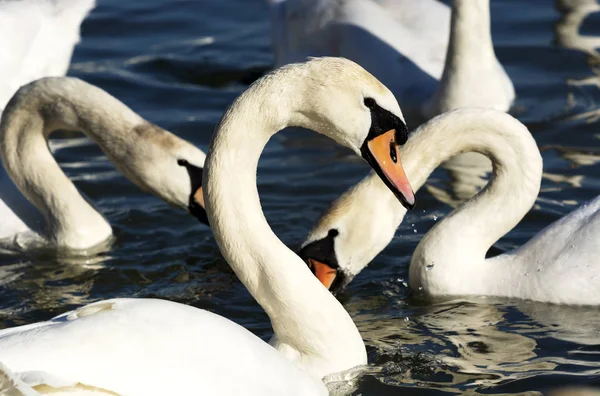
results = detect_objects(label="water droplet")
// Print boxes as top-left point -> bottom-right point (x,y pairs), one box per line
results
411,223 -> 415,227
426,262 -> 435,271
402,282 -> 408,287
397,277 -> 404,283
413,229 -> 417,233
433,215 -> 438,221
418,286 -> 423,291
404,317 -> 410,322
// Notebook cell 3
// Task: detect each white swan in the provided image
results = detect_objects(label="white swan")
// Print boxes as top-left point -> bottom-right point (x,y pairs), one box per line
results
0,0 -> 95,112
0,77 -> 208,251
301,108 -> 600,305
0,57 -> 416,395
267,0 -> 514,121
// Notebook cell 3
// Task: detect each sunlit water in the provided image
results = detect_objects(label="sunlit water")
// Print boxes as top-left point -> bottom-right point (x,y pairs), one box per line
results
1,0 -> 599,394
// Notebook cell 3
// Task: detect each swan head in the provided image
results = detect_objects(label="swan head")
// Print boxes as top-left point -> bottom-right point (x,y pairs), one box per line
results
281,57 -> 416,209
298,171 -> 403,293
117,122 -> 209,225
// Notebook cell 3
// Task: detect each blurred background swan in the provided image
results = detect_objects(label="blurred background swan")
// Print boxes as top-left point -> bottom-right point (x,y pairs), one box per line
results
0,0 -> 96,111
267,0 -> 514,204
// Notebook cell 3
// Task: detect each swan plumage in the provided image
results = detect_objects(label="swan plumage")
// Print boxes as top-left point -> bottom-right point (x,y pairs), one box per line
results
266,0 -> 514,121
301,108 -> 600,305
0,0 -> 95,111
0,57 -> 416,394
0,78 -> 207,251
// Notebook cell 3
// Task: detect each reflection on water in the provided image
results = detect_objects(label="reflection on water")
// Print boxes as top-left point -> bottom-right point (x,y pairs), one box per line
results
349,297 -> 600,394
0,0 -> 599,395
555,0 -> 600,57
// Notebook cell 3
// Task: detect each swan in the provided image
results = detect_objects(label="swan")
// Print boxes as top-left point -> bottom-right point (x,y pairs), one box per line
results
300,108 -> 600,305
266,0 -> 514,121
0,77 -> 208,252
0,57 -> 416,395
0,0 -> 95,111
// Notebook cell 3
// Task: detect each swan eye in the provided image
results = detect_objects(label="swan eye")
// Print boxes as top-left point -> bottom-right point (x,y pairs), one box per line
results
177,159 -> 189,166
363,97 -> 376,109
389,141 -> 397,163
328,229 -> 339,238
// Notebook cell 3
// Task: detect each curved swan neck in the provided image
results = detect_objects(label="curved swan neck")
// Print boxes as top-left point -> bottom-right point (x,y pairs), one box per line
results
410,109 -> 542,266
203,67 -> 366,376
0,77 -> 199,249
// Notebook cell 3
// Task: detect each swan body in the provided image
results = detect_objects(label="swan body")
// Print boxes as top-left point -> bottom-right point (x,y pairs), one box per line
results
0,58 -> 416,394
0,299 -> 327,395
267,0 -> 514,121
0,78 -> 207,251
302,108 -> 600,305
0,0 -> 95,112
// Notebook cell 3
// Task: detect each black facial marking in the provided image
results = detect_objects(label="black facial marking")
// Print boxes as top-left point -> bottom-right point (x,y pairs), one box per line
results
363,97 -> 408,145
298,229 -> 350,295
177,159 -> 209,225
299,229 -> 339,271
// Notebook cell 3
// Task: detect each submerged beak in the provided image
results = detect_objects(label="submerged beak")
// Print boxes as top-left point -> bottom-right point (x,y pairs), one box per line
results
361,129 -> 415,209
307,258 -> 337,289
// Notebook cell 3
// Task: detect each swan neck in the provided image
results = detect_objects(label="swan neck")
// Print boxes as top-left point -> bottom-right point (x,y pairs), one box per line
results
203,72 -> 365,376
0,78 -> 143,248
410,110 -> 542,264
446,0 -> 495,67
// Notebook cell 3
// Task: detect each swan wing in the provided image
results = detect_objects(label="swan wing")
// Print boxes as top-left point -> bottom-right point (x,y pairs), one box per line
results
509,196 -> 600,304
0,299 -> 327,396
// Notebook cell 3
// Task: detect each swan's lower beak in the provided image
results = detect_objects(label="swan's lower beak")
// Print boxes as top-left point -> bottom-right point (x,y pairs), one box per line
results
178,159 -> 209,225
190,186 -> 209,225
307,258 -> 337,289
361,129 -> 415,210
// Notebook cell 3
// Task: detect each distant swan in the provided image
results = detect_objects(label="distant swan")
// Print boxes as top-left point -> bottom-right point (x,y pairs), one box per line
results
0,0 -> 95,111
266,0 -> 514,121
0,78 -> 208,251
301,108 -> 600,306
267,0 -> 515,201
0,58 -> 415,395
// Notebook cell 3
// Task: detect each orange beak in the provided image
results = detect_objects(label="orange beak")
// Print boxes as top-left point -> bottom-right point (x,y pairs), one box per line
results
194,186 -> 205,210
363,129 -> 415,209
308,258 -> 337,289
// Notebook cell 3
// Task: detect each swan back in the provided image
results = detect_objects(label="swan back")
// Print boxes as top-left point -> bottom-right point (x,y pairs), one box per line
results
0,0 -> 95,111
0,299 -> 327,395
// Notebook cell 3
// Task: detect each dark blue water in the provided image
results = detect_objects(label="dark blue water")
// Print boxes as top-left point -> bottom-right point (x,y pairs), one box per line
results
1,0 -> 599,394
